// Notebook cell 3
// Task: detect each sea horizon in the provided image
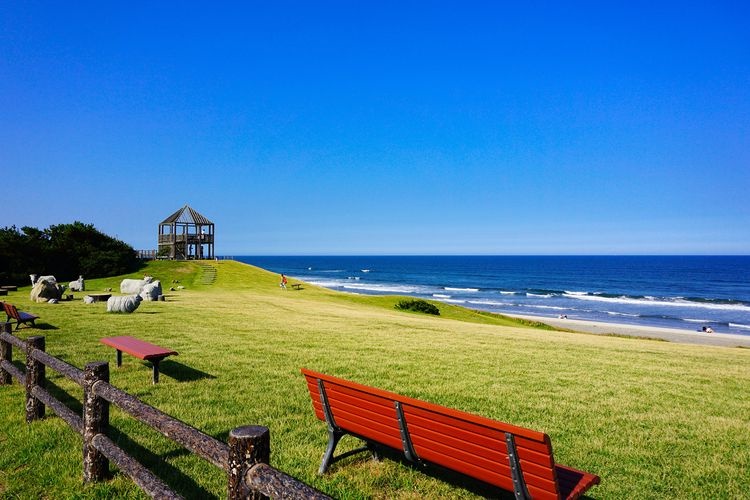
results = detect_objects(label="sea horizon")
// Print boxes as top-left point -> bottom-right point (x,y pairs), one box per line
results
231,255 -> 750,336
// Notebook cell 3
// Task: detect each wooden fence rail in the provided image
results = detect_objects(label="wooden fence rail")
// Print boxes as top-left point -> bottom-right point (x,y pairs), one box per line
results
0,324 -> 330,500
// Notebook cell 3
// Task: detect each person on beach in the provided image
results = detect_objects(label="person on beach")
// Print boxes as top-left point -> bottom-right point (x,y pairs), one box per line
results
280,274 -> 288,290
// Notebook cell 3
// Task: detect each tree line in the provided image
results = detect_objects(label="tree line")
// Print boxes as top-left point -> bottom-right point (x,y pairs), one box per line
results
0,222 -> 141,285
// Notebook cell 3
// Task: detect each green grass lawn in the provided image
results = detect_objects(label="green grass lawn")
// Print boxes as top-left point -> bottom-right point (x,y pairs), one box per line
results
1,260 -> 749,499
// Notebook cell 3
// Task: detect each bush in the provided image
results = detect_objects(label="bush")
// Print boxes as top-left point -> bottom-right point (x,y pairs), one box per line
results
395,299 -> 440,316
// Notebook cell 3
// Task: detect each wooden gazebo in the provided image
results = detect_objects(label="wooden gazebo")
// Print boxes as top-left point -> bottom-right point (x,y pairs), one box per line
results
158,205 -> 215,260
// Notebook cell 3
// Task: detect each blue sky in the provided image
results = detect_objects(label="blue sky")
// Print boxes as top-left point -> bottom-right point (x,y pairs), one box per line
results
2,2 -> 748,255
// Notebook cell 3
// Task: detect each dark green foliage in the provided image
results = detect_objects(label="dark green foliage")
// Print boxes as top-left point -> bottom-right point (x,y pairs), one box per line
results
0,222 -> 141,285
395,299 -> 440,316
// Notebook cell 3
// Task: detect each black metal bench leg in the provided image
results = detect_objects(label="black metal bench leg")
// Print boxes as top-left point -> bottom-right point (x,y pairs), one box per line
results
116,350 -> 122,367
319,428 -> 344,475
152,359 -> 160,384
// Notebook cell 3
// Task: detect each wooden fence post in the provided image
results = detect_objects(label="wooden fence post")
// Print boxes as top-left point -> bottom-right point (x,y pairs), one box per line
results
228,425 -> 270,500
0,322 -> 11,385
83,361 -> 110,483
25,336 -> 45,422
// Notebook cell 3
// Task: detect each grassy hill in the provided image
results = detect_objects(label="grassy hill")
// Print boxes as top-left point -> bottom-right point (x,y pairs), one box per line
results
1,260 -> 749,498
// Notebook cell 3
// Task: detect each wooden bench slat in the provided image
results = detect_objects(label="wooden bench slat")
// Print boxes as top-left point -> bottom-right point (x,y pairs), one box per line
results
407,417 -> 558,483
408,425 -> 559,493
403,403 -> 552,451
311,395 -> 399,431
326,403 -> 401,441
325,396 -> 399,430
329,417 -> 404,451
403,406 -> 556,466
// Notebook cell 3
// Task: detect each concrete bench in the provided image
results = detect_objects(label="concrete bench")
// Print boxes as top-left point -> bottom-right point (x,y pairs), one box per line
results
302,368 -> 600,499
101,336 -> 178,384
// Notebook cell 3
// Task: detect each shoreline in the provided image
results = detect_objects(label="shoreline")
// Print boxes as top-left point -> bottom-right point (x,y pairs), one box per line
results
507,313 -> 750,348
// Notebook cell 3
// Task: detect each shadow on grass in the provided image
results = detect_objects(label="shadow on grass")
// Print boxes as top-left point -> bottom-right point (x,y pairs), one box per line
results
44,379 -> 83,414
11,322 -> 59,331
108,426 -> 218,499
331,444 -> 515,498
152,360 -> 216,383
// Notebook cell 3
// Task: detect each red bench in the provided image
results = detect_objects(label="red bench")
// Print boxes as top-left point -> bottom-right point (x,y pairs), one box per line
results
302,369 -> 599,499
100,336 -> 178,384
2,302 -> 40,330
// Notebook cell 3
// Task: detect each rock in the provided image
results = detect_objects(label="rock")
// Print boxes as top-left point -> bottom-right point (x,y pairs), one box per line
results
30,277 -> 63,302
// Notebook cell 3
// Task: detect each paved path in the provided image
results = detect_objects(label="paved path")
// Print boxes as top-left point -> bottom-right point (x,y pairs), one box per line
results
510,314 -> 750,348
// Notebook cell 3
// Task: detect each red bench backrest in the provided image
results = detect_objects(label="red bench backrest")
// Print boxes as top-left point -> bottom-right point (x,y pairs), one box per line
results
302,368 -> 563,499
4,303 -> 19,320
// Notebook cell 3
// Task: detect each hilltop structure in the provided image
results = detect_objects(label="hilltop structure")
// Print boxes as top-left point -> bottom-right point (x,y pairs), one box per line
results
158,205 -> 215,260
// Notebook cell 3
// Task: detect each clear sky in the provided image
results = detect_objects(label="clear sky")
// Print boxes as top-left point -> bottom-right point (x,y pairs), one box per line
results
2,2 -> 748,255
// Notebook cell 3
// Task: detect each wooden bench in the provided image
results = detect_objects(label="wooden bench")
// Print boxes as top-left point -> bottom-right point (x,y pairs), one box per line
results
2,302 -> 40,330
302,369 -> 599,500
291,283 -> 303,290
100,336 -> 178,384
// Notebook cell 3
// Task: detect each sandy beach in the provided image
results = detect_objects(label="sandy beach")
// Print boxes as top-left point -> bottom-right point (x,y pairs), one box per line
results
509,314 -> 750,348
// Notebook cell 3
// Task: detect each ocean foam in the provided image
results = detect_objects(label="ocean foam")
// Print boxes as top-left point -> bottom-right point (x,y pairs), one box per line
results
441,299 -> 467,304
524,304 -> 568,311
729,323 -> 750,330
342,283 -> 421,294
468,299 -> 509,307
445,287 -> 479,292
563,292 -> 750,312
526,293 -> 553,298
606,311 -> 639,317
433,294 -> 451,298
500,291 -> 517,295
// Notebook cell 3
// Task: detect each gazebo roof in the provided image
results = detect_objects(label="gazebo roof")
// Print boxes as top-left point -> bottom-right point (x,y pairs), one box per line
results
160,205 -> 213,225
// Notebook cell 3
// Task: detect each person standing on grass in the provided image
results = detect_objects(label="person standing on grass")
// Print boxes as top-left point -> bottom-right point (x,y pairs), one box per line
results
280,274 -> 288,290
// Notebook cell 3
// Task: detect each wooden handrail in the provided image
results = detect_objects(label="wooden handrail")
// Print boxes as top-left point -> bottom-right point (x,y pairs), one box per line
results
0,359 -> 23,383
246,463 -> 331,500
93,380 -> 230,470
31,384 -> 83,433
92,433 -> 182,499
30,347 -> 85,386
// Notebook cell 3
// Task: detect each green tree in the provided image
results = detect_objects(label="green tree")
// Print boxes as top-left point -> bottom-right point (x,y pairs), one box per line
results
0,222 -> 141,285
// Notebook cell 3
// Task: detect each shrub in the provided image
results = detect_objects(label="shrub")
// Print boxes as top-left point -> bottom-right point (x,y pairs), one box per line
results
395,299 -> 440,316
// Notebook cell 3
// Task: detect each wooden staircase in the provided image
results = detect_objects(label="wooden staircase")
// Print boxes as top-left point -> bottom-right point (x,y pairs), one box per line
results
196,262 -> 217,286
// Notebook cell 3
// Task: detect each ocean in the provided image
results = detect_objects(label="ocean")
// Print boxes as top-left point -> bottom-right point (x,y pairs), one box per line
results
234,256 -> 750,336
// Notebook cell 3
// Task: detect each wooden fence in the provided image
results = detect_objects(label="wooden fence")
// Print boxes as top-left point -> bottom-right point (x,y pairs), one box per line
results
136,250 -> 158,260
0,323 -> 329,500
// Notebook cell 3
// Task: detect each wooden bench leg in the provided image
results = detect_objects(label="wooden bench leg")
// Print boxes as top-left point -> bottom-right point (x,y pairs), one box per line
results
116,350 -> 122,367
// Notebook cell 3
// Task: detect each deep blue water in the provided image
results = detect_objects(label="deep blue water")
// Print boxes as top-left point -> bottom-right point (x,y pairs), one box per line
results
233,256 -> 750,335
